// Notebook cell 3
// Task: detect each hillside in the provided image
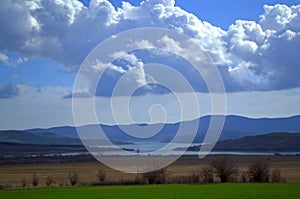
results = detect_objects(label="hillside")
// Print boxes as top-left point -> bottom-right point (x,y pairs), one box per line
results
0,142 -> 87,157
186,132 -> 300,152
0,130 -> 82,145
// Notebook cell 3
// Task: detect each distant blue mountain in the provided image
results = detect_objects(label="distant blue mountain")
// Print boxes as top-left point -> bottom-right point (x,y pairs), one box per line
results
27,126 -> 77,138
26,115 -> 300,143
0,130 -> 82,145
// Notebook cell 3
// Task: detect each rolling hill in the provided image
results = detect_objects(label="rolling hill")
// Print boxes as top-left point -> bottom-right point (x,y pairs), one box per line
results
184,132 -> 300,152
0,130 -> 82,145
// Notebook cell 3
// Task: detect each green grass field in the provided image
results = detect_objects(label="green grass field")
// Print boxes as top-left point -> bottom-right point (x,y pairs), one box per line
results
0,184 -> 299,199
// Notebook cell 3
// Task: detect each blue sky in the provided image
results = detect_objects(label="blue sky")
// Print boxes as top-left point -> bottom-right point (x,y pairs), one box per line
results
176,0 -> 300,29
0,0 -> 300,129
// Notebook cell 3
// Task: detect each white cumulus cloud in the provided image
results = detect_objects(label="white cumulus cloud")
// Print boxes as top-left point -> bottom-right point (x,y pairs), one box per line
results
0,0 -> 299,92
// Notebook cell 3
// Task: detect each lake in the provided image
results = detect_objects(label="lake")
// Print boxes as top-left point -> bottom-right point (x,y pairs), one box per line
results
40,141 -> 300,157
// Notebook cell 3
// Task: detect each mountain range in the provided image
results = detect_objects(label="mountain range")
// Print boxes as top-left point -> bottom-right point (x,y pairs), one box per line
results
25,115 -> 300,143
0,115 -> 300,154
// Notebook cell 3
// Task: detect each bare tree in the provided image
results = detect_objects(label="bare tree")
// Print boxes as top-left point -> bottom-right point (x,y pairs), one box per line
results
189,172 -> 201,184
97,170 -> 106,184
21,177 -> 27,188
211,157 -> 239,183
240,171 -> 248,183
143,171 -> 158,184
58,179 -> 65,187
143,168 -> 168,184
32,173 -> 39,187
46,176 -> 55,187
68,172 -> 78,186
160,167 -> 168,184
248,160 -> 270,182
271,169 -> 286,183
200,166 -> 214,183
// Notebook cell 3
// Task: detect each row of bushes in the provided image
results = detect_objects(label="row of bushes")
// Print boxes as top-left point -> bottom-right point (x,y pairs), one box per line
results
20,170 -> 107,188
140,157 -> 286,184
171,163 -> 285,184
17,157 -> 286,188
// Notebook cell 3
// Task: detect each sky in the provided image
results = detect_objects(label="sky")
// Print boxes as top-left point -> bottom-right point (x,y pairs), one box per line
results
0,0 -> 300,130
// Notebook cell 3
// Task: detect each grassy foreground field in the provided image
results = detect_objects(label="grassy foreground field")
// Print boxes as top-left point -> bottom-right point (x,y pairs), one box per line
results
0,184 -> 299,199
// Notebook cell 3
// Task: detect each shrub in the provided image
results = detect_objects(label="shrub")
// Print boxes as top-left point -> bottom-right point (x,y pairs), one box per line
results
32,173 -> 38,187
143,170 -> 160,184
97,170 -> 106,183
271,169 -> 286,183
240,171 -> 248,183
189,172 -> 201,184
248,160 -> 270,182
68,172 -> 78,186
21,177 -> 27,188
46,176 -> 55,186
58,179 -> 65,187
200,166 -> 214,183
143,168 -> 168,184
159,167 -> 168,184
211,157 -> 239,183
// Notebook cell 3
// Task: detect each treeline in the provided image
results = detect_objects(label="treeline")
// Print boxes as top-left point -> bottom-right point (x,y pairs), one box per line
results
139,157 -> 286,184
7,157 -> 286,189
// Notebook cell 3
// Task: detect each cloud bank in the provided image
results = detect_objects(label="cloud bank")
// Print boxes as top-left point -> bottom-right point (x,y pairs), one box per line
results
1,0 -> 300,94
